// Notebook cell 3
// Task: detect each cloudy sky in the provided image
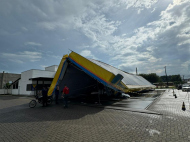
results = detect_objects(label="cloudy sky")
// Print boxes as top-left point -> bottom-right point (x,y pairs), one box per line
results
0,0 -> 190,78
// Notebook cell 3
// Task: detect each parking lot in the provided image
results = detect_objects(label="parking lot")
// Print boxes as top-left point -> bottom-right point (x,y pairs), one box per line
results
1,90 -> 190,142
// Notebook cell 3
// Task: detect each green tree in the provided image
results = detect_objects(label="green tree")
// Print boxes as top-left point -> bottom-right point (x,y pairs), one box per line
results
3,83 -> 11,95
160,74 -> 182,82
3,83 -> 11,89
139,73 -> 160,83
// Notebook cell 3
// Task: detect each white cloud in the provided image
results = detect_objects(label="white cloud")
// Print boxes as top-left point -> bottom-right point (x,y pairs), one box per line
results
100,0 -> 190,75
122,34 -> 126,37
40,65 -> 47,69
47,54 -> 62,60
0,0 -> 189,77
21,27 -> 28,31
37,21 -> 68,31
178,39 -> 190,46
80,50 -> 97,59
119,0 -> 158,13
74,15 -> 121,42
22,0 -> 190,76
1,51 -> 42,63
151,7 -> 156,13
181,60 -> 190,73
25,42 -> 42,46
9,59 -> 24,64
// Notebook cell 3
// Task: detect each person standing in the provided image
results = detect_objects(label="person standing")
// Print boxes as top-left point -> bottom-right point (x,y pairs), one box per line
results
42,86 -> 48,107
62,84 -> 69,108
55,85 -> 59,104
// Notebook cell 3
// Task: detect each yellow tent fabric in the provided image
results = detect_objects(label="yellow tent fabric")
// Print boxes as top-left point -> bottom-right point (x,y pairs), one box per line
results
48,54 -> 68,96
69,52 -> 115,82
68,52 -> 128,92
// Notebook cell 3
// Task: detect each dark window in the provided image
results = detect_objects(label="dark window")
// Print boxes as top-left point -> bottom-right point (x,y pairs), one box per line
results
27,84 -> 51,91
13,82 -> 18,89
16,82 -> 18,89
26,84 -> 32,91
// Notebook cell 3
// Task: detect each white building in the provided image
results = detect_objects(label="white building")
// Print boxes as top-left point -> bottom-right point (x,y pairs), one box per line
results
10,65 -> 58,95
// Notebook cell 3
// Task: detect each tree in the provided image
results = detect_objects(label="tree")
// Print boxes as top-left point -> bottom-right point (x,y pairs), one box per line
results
139,73 -> 160,83
3,83 -> 11,95
3,83 -> 11,89
139,73 -> 183,87
160,74 -> 182,83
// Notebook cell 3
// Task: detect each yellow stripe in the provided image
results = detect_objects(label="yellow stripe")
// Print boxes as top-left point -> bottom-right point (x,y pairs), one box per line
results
48,54 -> 68,96
69,52 -> 115,82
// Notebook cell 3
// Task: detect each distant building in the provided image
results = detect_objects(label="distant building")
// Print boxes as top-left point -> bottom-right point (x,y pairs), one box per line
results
153,82 -> 174,87
17,65 -> 58,95
184,78 -> 190,83
0,71 -> 21,89
0,65 -> 58,95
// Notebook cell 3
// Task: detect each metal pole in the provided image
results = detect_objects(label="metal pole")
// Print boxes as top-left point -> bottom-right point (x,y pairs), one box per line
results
164,66 -> 168,88
97,81 -> 101,105
1,71 -> 5,89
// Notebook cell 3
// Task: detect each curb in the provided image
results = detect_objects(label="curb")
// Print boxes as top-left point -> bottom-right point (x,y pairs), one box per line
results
75,104 -> 162,115
145,90 -> 165,110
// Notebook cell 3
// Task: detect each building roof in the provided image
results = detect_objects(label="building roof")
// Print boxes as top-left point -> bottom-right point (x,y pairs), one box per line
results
89,59 -> 153,88
29,77 -> 53,81
10,78 -> 21,86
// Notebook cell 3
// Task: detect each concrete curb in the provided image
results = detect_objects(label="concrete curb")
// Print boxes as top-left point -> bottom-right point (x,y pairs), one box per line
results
145,90 -> 165,110
76,104 -> 162,115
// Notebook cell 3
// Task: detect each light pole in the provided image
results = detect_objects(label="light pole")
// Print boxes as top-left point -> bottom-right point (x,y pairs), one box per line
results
164,66 -> 168,88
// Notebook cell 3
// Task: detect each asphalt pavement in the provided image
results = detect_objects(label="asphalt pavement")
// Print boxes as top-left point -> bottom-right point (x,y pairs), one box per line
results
1,89 -> 190,142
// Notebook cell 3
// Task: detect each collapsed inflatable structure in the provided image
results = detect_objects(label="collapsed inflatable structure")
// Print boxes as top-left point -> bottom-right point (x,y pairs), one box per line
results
48,51 -> 155,97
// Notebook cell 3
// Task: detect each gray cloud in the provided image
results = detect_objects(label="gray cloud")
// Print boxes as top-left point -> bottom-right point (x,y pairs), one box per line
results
25,42 -> 42,46
0,0 -> 189,78
1,51 -> 42,62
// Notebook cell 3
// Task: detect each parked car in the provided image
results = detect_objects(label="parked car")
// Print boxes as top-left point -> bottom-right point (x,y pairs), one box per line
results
177,84 -> 182,90
121,93 -> 130,99
182,84 -> 190,92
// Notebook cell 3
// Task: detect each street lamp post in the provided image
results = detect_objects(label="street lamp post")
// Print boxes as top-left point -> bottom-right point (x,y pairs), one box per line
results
164,66 -> 168,88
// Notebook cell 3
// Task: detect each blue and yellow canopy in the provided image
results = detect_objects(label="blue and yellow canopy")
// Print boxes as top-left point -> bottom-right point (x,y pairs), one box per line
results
48,51 -> 155,96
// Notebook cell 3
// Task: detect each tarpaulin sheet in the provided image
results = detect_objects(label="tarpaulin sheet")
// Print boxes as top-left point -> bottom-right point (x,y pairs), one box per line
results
88,59 -> 155,89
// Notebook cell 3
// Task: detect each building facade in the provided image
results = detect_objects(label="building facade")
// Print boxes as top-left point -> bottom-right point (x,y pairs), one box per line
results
0,65 -> 58,95
0,72 -> 21,89
18,65 -> 58,95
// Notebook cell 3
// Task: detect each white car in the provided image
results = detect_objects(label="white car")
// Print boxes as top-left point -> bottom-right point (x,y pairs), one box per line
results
121,93 -> 130,99
182,84 -> 190,92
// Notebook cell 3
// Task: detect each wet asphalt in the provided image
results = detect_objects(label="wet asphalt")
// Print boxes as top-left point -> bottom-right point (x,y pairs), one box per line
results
69,90 -> 165,110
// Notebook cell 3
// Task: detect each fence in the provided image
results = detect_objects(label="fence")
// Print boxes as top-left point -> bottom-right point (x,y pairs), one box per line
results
0,89 -> 19,95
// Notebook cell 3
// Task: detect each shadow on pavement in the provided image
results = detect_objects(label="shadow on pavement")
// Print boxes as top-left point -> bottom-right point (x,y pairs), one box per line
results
0,102 -> 104,123
0,95 -> 24,100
